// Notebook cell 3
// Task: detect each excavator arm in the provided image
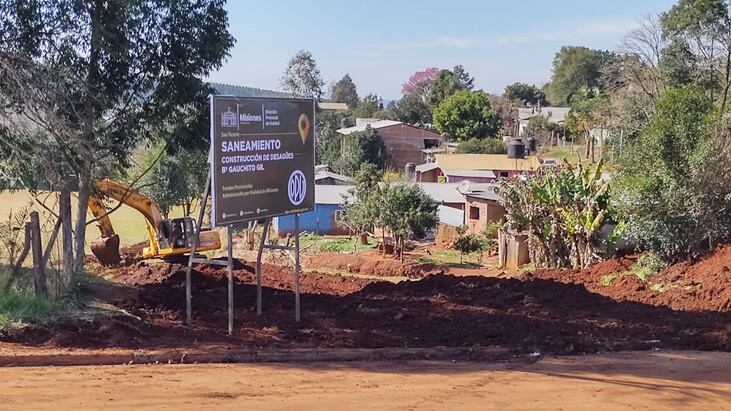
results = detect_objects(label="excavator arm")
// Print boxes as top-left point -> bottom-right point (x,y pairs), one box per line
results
89,179 -> 221,265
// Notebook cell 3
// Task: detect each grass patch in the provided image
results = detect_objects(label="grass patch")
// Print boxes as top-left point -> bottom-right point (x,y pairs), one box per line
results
632,253 -> 667,282
0,288 -> 67,326
298,234 -> 377,254
600,272 -> 621,286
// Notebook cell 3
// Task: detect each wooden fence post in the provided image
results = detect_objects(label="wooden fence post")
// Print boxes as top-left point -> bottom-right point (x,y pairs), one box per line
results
29,211 -> 48,298
3,224 -> 31,293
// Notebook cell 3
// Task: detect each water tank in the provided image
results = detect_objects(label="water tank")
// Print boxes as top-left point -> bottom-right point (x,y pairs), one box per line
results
405,163 -> 416,180
507,139 -> 526,159
526,137 -> 537,154
340,118 -> 351,129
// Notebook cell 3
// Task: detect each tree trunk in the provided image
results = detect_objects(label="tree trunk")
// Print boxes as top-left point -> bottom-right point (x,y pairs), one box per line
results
59,188 -> 74,289
584,131 -> 591,159
73,174 -> 91,272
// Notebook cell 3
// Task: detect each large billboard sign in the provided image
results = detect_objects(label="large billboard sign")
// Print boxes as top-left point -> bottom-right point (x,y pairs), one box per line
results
210,96 -> 315,226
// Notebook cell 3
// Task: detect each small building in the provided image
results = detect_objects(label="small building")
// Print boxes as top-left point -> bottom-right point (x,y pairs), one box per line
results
337,119 -> 443,170
315,165 -> 351,185
273,185 -> 352,236
414,153 -> 541,182
462,185 -> 505,234
517,106 -> 570,136
415,182 -> 467,210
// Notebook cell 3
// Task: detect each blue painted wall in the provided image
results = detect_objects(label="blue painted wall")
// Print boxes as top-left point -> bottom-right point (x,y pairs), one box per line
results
274,203 -> 348,235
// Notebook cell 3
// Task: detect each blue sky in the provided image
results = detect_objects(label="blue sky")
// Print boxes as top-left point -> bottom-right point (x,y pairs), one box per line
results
209,0 -> 677,100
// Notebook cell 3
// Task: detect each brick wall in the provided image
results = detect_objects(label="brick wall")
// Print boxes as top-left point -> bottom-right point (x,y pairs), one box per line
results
465,197 -> 505,234
376,124 -> 442,171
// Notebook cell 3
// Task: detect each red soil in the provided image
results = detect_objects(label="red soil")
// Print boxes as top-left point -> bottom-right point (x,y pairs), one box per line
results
5,245 -> 731,356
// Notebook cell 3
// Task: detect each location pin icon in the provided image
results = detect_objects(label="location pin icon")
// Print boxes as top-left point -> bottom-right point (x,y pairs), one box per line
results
298,113 -> 310,144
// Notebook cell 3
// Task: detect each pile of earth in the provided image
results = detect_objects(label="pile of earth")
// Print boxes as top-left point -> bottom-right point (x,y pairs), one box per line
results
307,252 -> 443,279
5,252 -> 731,355
530,244 -> 731,312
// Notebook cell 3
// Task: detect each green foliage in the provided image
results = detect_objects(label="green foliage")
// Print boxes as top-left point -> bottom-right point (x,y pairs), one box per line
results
385,94 -> 432,124
138,143 -> 207,217
496,160 -> 611,269
504,82 -> 548,106
600,273 -> 620,286
379,183 -> 438,261
547,46 -> 612,105
433,91 -> 501,140
659,38 -> 697,88
315,110 -> 350,167
352,93 -> 383,118
281,50 -> 325,99
335,126 -> 386,176
428,65 -> 474,109
522,116 -> 563,144
632,253 -> 667,281
330,73 -> 359,108
340,163 -> 383,236
612,86 -> 731,261
0,286 -> 65,326
454,228 -> 484,264
455,138 -> 507,154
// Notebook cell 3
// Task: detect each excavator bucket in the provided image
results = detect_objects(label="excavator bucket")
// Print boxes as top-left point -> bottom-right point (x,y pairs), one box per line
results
91,234 -> 121,266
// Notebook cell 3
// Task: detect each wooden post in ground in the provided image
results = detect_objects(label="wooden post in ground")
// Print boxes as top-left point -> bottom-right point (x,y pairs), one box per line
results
29,211 -> 48,298
3,224 -> 31,293
59,188 -> 74,288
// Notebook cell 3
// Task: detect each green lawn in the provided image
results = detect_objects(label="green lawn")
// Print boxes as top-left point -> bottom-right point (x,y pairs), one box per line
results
0,190 -> 188,253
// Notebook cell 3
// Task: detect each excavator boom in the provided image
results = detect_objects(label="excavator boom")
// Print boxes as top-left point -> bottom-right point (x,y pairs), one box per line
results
88,179 -> 221,265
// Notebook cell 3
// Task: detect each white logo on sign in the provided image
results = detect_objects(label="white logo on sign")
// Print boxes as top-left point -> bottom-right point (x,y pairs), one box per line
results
221,106 -> 237,128
288,170 -> 306,206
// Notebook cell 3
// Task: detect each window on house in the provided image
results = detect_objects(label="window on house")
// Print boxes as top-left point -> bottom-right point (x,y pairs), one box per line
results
423,139 -> 440,149
499,171 -> 509,178
469,206 -> 480,220
334,210 -> 345,222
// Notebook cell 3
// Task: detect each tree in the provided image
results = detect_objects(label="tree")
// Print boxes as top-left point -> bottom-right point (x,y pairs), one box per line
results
330,74 -> 359,108
428,65 -> 475,109
433,91 -> 501,140
385,94 -> 432,125
504,82 -> 548,106
612,86 -> 731,261
335,126 -> 386,176
316,110 -> 350,166
138,144 -> 207,217
565,87 -> 610,162
453,227 -> 484,264
661,0 -> 731,108
380,183 -> 438,262
496,160 -> 611,269
281,50 -> 325,99
340,163 -> 382,243
455,138 -> 506,154
547,46 -> 612,105
0,0 -> 234,279
401,67 -> 439,102
522,116 -> 562,146
352,93 -> 382,118
487,94 -> 519,137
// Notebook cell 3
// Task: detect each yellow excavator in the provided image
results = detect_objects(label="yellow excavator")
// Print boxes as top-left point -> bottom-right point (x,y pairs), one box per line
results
88,179 -> 221,265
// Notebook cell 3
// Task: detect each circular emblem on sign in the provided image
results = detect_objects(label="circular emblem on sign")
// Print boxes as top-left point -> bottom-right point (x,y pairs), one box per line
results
288,170 -> 306,206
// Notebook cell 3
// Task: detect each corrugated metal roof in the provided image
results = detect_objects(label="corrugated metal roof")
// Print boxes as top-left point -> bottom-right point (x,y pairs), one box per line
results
434,154 -> 541,172
438,205 -> 464,227
315,170 -> 352,183
337,120 -> 403,135
415,163 -> 440,173
518,106 -> 571,123
318,102 -> 349,111
316,184 -> 353,205
415,182 -> 466,204
443,169 -> 497,179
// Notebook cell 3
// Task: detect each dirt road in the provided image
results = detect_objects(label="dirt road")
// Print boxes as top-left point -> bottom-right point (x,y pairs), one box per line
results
1,351 -> 729,410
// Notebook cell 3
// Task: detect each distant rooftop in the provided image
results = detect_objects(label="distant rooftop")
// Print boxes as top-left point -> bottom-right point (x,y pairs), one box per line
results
433,154 -> 541,172
518,106 -> 570,124
337,119 -> 403,135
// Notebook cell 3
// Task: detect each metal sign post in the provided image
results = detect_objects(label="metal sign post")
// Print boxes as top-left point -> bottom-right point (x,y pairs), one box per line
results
183,95 -> 314,332
254,215 -> 302,321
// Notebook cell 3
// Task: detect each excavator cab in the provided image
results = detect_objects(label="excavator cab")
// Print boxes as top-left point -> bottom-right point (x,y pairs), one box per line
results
167,217 -> 196,249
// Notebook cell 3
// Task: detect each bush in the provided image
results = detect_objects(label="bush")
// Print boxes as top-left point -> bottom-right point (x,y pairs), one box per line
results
455,138 -> 507,154
612,86 -> 731,261
0,287 -> 62,326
